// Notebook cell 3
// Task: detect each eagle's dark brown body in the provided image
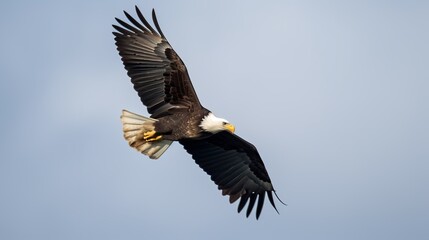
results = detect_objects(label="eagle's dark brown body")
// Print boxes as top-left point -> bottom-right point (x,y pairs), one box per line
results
154,108 -> 210,140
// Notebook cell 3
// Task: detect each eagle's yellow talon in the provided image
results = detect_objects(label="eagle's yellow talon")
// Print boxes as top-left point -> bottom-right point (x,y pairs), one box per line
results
143,130 -> 156,139
146,135 -> 162,142
141,130 -> 162,142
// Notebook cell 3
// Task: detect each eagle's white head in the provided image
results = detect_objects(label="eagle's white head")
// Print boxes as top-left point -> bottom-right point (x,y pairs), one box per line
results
199,112 -> 235,134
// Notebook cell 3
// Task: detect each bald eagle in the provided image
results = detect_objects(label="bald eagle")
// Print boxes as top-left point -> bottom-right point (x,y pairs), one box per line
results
113,6 -> 283,219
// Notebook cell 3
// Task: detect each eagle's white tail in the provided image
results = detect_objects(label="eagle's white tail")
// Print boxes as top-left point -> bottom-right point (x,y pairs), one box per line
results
120,110 -> 172,159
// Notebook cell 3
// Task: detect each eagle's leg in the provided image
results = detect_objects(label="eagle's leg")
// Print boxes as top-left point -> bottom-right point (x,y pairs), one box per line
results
142,130 -> 162,142
146,134 -> 162,142
143,130 -> 156,139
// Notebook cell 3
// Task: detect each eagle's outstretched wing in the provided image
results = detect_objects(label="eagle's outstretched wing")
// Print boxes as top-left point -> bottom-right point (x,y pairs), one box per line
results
180,131 -> 281,219
113,7 -> 202,118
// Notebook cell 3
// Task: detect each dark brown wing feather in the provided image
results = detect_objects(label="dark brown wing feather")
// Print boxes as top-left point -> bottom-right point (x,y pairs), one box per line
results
113,7 -> 202,117
180,131 -> 279,219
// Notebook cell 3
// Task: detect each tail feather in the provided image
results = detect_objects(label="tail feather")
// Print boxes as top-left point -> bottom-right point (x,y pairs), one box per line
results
120,109 -> 172,159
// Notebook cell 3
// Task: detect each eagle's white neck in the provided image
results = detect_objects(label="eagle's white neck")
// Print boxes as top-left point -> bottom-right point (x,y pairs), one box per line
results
199,113 -> 229,133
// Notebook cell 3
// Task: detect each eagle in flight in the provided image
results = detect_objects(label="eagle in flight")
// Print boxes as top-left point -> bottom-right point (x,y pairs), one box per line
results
113,6 -> 283,219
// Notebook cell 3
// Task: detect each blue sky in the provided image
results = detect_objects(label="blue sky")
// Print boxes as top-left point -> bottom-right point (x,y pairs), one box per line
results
1,1 -> 428,239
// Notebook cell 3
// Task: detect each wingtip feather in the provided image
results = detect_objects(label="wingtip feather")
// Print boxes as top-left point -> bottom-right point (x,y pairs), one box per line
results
246,193 -> 257,218
135,6 -> 158,35
237,193 -> 250,213
255,192 -> 265,220
151,8 -> 166,39
274,190 -> 287,206
267,191 -> 279,214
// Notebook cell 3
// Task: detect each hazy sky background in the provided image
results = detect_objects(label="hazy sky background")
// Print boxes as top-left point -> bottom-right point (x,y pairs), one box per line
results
1,0 -> 428,239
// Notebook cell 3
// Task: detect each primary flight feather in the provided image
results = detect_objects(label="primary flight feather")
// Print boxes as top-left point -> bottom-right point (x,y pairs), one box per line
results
113,6 -> 283,219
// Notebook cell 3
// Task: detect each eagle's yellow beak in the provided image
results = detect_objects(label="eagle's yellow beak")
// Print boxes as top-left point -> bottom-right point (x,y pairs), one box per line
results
224,123 -> 235,133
